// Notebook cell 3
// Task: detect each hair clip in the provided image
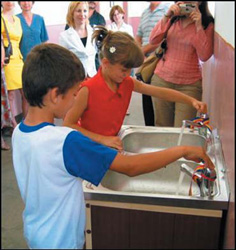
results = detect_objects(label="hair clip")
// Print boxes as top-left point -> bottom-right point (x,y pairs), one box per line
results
109,46 -> 116,53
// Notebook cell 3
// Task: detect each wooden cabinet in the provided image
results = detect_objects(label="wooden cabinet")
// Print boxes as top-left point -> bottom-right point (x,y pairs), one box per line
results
85,201 -> 223,249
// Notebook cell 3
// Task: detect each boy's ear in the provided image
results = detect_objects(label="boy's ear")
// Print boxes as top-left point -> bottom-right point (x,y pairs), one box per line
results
49,87 -> 60,104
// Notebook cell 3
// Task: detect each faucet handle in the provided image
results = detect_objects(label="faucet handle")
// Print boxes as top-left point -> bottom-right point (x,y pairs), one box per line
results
200,113 -> 209,119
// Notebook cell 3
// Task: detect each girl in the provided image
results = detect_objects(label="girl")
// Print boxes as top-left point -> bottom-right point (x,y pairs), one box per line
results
63,26 -> 208,150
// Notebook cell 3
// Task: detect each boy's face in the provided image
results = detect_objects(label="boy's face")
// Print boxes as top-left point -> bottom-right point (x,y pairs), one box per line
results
55,83 -> 80,119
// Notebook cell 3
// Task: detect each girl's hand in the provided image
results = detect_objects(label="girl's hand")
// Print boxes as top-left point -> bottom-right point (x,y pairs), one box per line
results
101,136 -> 123,151
192,100 -> 207,114
189,6 -> 202,31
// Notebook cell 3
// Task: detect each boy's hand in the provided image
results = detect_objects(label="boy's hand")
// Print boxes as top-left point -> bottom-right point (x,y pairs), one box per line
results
192,99 -> 207,114
183,146 -> 215,170
101,136 -> 123,151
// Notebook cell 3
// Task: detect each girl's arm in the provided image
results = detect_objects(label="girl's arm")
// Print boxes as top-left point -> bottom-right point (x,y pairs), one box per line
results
63,87 -> 123,150
132,78 -> 207,114
111,145 -> 214,177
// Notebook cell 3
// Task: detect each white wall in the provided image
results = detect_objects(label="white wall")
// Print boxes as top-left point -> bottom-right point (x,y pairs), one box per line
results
14,1 -> 70,26
214,2 -> 235,47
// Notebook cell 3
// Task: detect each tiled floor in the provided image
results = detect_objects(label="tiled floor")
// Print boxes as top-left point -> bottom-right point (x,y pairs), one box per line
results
1,92 -> 145,249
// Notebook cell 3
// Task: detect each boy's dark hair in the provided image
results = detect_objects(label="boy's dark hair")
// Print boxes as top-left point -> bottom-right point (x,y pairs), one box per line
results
22,43 -> 85,108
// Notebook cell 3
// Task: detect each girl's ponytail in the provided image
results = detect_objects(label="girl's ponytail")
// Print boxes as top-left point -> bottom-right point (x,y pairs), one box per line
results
92,26 -> 111,50
92,25 -> 144,68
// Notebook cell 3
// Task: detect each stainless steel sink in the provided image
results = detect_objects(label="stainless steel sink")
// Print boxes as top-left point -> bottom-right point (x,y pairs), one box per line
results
101,160 -> 218,197
120,127 -> 206,154
83,125 -> 229,210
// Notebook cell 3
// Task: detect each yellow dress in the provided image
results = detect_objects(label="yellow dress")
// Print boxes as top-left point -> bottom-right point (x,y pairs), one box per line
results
1,15 -> 24,90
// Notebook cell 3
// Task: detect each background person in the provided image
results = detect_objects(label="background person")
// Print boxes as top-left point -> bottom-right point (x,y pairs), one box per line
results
107,5 -> 134,37
149,1 -> 214,127
1,1 -> 28,123
17,1 -> 49,61
136,1 -> 170,126
59,1 -> 97,78
88,1 -> 106,27
1,35 -> 15,150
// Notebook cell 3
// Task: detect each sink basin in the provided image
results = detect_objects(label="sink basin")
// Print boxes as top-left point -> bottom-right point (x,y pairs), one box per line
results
101,160 -> 218,197
83,125 -> 229,210
120,127 -> 206,154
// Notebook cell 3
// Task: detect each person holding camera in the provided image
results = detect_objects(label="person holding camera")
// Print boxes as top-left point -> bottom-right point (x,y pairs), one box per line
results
149,1 -> 214,127
1,1 -> 28,125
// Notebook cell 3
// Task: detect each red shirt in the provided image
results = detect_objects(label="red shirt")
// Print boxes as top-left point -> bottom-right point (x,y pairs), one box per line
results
149,18 -> 214,84
78,69 -> 134,136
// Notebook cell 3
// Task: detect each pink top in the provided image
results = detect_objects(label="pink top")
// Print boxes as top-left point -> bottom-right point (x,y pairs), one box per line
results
149,18 -> 214,84
78,69 -> 134,136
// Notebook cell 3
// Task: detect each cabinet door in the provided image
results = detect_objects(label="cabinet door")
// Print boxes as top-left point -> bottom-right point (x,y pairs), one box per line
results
91,206 -> 130,249
173,214 -> 221,249
130,209 -> 175,249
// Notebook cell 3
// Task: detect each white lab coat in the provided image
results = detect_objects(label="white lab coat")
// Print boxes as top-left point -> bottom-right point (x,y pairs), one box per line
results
107,22 -> 134,37
59,25 -> 97,77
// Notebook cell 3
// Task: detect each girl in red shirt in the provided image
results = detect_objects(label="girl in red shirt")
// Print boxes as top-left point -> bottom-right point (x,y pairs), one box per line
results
64,26 -> 208,150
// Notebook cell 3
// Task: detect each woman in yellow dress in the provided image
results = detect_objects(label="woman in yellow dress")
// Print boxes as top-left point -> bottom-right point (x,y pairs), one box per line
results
1,1 -> 28,122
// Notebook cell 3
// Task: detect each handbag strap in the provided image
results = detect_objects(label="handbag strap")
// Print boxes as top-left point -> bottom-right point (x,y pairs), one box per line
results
155,17 -> 179,60
162,17 -> 177,41
1,16 -> 11,46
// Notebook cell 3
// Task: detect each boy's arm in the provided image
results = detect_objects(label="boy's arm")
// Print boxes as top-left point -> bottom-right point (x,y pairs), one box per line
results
132,78 -> 207,114
63,87 -> 123,150
110,145 -> 214,177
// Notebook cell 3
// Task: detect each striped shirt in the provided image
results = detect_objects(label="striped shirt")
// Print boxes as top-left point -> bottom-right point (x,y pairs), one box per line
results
137,2 -> 170,46
149,18 -> 214,84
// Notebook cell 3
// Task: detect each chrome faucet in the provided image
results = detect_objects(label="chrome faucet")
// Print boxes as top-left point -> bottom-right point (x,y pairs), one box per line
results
182,114 -> 212,138
180,163 -> 216,197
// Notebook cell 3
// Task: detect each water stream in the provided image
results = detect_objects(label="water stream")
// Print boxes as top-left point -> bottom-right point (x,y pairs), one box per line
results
177,122 -> 185,146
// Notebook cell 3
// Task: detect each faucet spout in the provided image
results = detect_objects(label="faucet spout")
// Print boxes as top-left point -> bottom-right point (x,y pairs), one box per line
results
180,163 -> 216,197
180,163 -> 201,179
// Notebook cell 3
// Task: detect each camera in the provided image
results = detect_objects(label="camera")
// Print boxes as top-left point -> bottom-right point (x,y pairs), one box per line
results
179,3 -> 196,15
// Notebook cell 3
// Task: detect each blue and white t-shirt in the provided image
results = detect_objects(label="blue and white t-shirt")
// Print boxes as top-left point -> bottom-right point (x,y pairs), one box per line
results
12,122 -> 118,249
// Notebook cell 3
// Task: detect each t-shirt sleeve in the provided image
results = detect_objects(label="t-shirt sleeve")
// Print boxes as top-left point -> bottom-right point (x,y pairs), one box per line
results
63,131 -> 118,186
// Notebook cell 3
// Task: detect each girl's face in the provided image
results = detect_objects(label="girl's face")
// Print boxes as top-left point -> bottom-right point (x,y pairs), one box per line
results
73,3 -> 88,25
105,61 -> 131,84
2,1 -> 15,11
113,10 -> 124,24
19,1 -> 34,12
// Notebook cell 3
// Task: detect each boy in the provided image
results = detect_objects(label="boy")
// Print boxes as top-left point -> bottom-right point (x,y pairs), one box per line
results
12,43 -> 214,249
